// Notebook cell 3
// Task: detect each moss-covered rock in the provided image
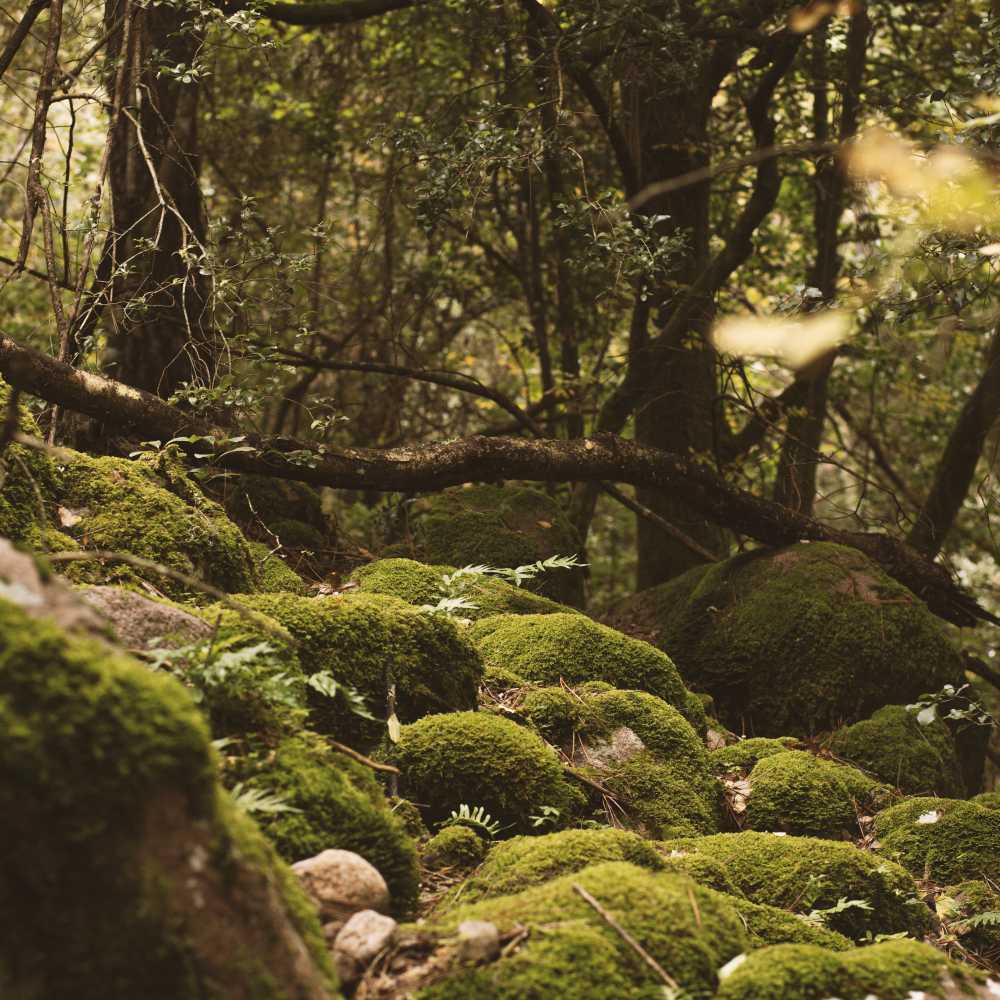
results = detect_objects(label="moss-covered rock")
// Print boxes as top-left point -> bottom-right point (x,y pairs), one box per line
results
874,796 -> 1000,883
0,595 -> 335,997
729,898 -> 853,951
392,712 -> 584,834
390,484 -> 585,607
606,542 -> 965,737
940,879 -> 1000,961
230,591 -> 482,747
422,826 -> 487,871
470,613 -> 693,722
0,391 -> 58,545
221,473 -> 329,539
446,828 -> 664,905
716,940 -> 983,1000
744,750 -> 888,838
662,832 -> 931,940
248,540 -> 310,595
828,704 -> 966,797
232,732 -> 420,916
710,737 -> 800,773
352,557 -> 572,619
419,862 -> 748,999
971,790 -> 1000,810
57,449 -> 257,599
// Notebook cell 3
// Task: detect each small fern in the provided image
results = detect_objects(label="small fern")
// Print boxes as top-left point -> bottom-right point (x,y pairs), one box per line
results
229,781 -> 302,816
440,803 -> 502,839
955,910 -> 1000,932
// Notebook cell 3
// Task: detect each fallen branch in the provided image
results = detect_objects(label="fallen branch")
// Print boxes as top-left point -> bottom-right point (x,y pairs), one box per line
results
327,738 -> 400,775
0,333 -> 993,626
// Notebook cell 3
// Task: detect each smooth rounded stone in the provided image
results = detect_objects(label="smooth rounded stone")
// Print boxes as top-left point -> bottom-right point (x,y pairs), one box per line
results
333,909 -> 398,984
80,585 -> 212,649
292,848 -> 390,925
456,920 -> 500,964
575,726 -> 646,770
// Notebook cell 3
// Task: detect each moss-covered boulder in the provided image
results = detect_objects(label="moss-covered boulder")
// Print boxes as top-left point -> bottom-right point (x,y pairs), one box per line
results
827,704 -> 966,797
230,591 -> 482,747
470,613 -> 693,723
972,790 -> 1000,810
939,879 -> 1000,962
352,557 -> 572,619
0,390 -> 58,545
249,540 -> 310,595
221,473 -> 330,544
57,449 -> 257,599
0,595 -> 335,997
389,484 -> 585,606
605,542 -> 965,737
709,737 -> 801,773
447,828 -> 664,905
744,750 -> 888,838
662,832 -> 931,940
418,862 -> 748,999
392,712 -> 584,834
730,898 -> 853,951
231,733 -> 420,916
716,940 -> 984,1000
421,826 -> 487,871
874,796 -> 1000,883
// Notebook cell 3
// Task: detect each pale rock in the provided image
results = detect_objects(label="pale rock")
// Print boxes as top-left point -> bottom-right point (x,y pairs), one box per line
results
455,920 -> 500,964
333,909 -> 397,984
292,849 -> 389,925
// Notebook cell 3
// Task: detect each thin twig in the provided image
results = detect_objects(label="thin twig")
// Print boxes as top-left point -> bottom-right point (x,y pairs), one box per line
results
571,882 -> 681,991
327,738 -> 400,775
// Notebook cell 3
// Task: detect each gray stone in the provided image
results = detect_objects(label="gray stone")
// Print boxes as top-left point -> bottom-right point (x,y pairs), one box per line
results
80,585 -> 212,650
333,909 -> 397,984
455,920 -> 500,964
292,848 -> 390,925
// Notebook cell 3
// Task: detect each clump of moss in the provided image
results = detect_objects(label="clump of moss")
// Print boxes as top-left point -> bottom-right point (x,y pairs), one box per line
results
0,596 -> 335,996
57,449 -> 256,598
971,790 -> 1000,810
230,591 -> 483,748
941,879 -> 1000,960
247,540 -> 309,595
221,473 -> 328,538
470,613 -> 693,722
448,828 -> 665,905
353,557 -> 572,619
662,832 -> 931,940
874,796 -> 1000,883
420,862 -> 748,999
232,732 -> 420,916
268,517 -> 326,550
827,704 -> 965,797
392,712 -> 584,834
744,750 -> 887,838
709,737 -> 801,773
728,898 -> 853,951
422,826 -> 487,871
716,940 -> 981,1000
0,392 -> 58,545
607,542 -> 965,737
659,850 -> 745,896
390,484 -> 585,606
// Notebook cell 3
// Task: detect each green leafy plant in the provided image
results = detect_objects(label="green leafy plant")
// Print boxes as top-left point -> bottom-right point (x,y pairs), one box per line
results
305,670 -> 377,721
906,683 -> 996,728
954,910 -> 1000,932
805,896 -> 874,927
529,805 -> 562,829
440,803 -> 502,839
229,780 -> 302,815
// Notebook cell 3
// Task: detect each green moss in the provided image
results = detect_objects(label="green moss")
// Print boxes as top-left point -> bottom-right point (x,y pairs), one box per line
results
422,826 -> 487,870
236,732 -> 420,916
658,849 -> 745,896
745,751 -> 887,838
392,711 -> 584,834
221,473 -> 328,536
710,737 -> 800,773
941,879 -> 1000,958
353,557 -> 572,619
268,518 -> 326,549
419,862 -> 748,999
518,686 -> 598,746
231,591 -> 482,748
716,940 -> 979,1000
395,484 -> 585,607
728,897 -> 854,951
662,832 -> 931,940
971,790 -> 1000,810
874,796 -> 1000,883
470,613 -> 693,722
389,798 -> 431,841
0,388 -> 58,545
57,449 -> 256,599
828,704 -> 965,797
447,828 -> 665,905
0,596 -> 335,996
247,541 -> 309,595
610,543 -> 965,737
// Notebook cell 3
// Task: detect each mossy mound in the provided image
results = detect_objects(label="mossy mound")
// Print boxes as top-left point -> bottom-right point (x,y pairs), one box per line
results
710,737 -> 800,773
874,796 -> 1000,883
606,542 -> 965,737
447,828 -> 664,905
352,557 -> 571,619
0,595 -> 335,997
419,862 -> 748,999
248,541 -> 310,595
57,449 -> 257,599
0,390 -> 58,545
662,832 -> 931,940
391,712 -> 584,834
221,473 -> 329,540
421,826 -> 487,871
940,880 -> 1000,962
827,704 -> 966,797
659,849 -> 745,895
230,591 -> 482,747
744,750 -> 887,838
729,898 -> 853,951
231,733 -> 420,916
390,484 -> 585,607
716,940 -> 984,1000
470,613 -> 692,722
972,790 -> 1000,810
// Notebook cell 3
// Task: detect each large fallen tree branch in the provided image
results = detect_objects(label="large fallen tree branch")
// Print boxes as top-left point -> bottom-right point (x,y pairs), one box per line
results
0,333 -> 993,627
